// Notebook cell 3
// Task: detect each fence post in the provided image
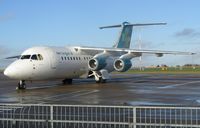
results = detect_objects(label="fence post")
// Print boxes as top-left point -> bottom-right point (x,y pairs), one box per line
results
133,107 -> 136,128
50,105 -> 53,128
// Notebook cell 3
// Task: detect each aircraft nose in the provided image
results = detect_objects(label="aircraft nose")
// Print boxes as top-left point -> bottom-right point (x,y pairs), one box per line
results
3,68 -> 9,76
4,64 -> 19,79
4,65 -> 14,77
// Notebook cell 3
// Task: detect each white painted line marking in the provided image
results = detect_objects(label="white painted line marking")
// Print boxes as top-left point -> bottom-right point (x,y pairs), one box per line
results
41,90 -> 86,100
38,90 -> 100,104
70,90 -> 99,98
36,90 -> 96,104
28,84 -> 59,89
158,81 -> 200,89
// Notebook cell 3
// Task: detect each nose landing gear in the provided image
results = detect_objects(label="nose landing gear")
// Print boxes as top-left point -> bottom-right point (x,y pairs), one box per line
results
16,80 -> 26,90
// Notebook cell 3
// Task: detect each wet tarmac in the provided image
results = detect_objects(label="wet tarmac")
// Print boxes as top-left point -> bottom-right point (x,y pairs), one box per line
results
1,73 -> 200,106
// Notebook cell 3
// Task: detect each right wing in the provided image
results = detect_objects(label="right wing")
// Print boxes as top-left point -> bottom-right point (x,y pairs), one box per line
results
76,46 -> 195,57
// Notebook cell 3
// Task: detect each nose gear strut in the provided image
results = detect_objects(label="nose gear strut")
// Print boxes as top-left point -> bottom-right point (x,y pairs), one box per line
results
16,80 -> 26,90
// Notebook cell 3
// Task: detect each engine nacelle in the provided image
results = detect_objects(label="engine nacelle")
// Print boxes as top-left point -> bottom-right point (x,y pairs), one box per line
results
114,58 -> 132,72
88,57 -> 107,71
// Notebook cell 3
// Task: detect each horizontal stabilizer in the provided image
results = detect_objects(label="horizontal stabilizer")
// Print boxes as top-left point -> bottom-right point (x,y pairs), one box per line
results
100,22 -> 167,49
99,22 -> 167,29
99,25 -> 121,29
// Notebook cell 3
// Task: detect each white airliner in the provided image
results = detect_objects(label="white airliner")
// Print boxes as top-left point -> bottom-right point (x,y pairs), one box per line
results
3,22 -> 194,89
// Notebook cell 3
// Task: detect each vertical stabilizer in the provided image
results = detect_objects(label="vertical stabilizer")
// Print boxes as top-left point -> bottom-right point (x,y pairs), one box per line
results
99,22 -> 166,49
114,22 -> 132,48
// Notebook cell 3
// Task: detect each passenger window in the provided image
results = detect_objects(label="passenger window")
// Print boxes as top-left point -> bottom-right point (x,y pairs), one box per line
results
31,54 -> 38,60
21,55 -> 31,60
38,54 -> 43,60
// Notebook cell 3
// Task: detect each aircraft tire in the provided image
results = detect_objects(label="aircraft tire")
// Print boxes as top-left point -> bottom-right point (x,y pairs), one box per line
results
62,79 -> 73,85
101,79 -> 106,83
96,78 -> 106,83
17,80 -> 26,90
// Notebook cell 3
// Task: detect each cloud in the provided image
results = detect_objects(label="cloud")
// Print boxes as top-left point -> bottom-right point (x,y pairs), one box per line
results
0,44 -> 19,58
0,46 -> 10,68
0,45 -> 19,68
174,28 -> 200,37
0,13 -> 14,22
0,45 -> 10,57
132,39 -> 165,49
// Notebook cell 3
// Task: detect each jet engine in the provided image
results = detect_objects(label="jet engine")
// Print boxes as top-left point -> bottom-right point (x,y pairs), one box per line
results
88,52 -> 111,71
88,57 -> 107,71
114,58 -> 132,72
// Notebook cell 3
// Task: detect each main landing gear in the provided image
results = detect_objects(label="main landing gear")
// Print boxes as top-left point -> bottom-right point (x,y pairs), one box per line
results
95,77 -> 106,83
16,80 -> 26,90
62,79 -> 73,85
91,70 -> 108,84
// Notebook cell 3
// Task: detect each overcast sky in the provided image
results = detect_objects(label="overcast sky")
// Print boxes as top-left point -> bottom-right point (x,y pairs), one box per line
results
0,0 -> 200,68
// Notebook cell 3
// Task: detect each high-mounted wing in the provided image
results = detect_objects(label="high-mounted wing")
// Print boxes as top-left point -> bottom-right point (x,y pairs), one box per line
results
77,46 -> 195,76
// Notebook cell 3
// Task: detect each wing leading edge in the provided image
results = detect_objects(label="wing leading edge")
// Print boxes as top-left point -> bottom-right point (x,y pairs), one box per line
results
76,46 -> 195,57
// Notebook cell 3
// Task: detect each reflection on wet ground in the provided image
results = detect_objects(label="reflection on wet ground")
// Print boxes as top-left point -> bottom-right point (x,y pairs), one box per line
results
1,73 -> 200,106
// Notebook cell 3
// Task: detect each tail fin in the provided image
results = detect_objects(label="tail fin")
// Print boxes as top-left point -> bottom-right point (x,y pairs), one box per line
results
100,22 -> 166,49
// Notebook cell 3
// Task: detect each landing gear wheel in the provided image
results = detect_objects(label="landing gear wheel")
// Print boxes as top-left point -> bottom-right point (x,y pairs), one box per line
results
62,79 -> 73,85
96,77 -> 106,83
96,80 -> 101,83
16,80 -> 26,90
101,79 -> 106,83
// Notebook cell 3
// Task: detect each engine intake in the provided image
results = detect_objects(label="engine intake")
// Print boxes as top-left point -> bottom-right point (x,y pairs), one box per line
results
114,58 -> 132,72
88,57 -> 107,71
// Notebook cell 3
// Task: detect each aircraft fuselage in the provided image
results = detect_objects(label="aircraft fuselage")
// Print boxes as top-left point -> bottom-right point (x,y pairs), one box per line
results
4,46 -> 93,81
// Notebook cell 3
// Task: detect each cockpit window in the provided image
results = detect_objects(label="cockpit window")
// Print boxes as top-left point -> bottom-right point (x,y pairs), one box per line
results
21,54 -> 43,60
31,54 -> 38,60
21,55 -> 31,59
37,54 -> 43,60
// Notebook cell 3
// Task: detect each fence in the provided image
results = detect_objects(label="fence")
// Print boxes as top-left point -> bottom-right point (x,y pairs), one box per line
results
0,104 -> 200,128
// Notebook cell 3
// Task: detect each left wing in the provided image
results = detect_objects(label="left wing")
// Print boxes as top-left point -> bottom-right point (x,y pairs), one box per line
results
75,46 -> 195,57
4,55 -> 21,59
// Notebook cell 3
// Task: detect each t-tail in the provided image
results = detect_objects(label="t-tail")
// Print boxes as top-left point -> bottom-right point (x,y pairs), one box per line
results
100,22 -> 167,49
